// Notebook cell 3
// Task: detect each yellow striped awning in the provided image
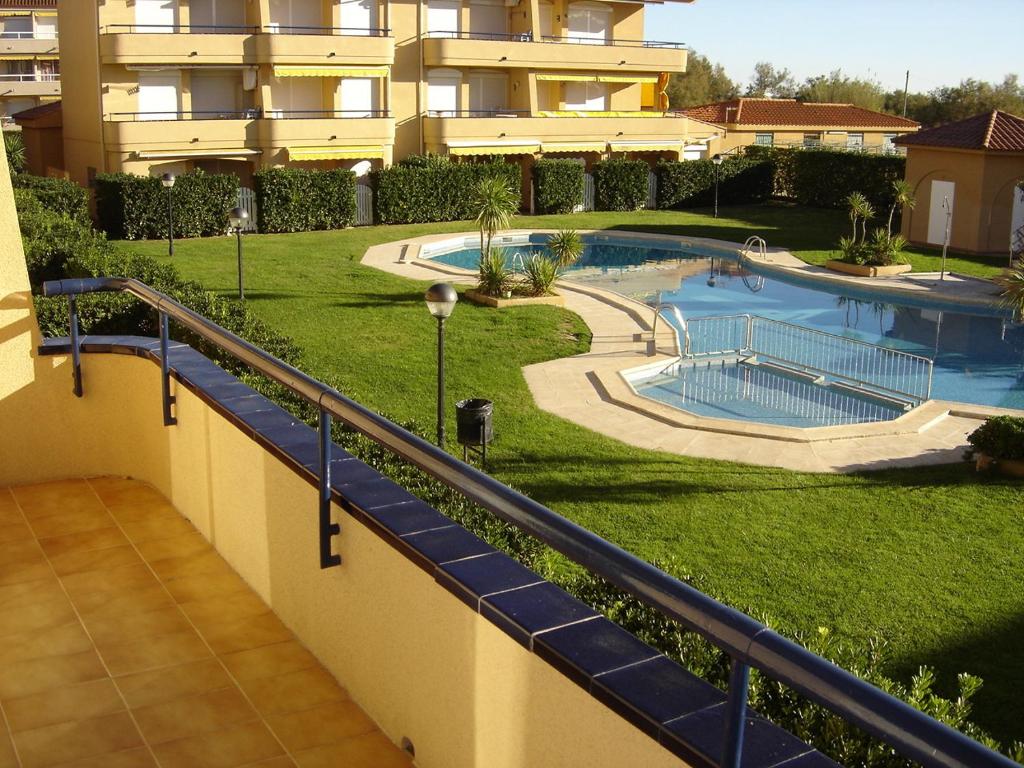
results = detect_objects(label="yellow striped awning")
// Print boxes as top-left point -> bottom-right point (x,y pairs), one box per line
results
541,142 -> 606,153
288,146 -> 385,160
35,55 -> 58,61
0,10 -> 30,15
137,148 -> 263,160
0,55 -> 33,60
448,143 -> 540,156
536,73 -> 595,82
35,10 -> 58,16
273,65 -> 389,78
609,141 -> 682,152
597,74 -> 658,84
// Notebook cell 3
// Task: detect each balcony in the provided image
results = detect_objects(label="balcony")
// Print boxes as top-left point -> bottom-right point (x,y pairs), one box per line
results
0,73 -> 59,98
423,111 -> 712,154
422,32 -> 686,73
256,111 -> 394,159
98,25 -> 394,66
102,112 -> 259,155
0,34 -> 59,57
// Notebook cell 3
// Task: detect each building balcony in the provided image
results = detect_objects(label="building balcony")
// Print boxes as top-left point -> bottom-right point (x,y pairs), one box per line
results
0,73 -> 59,98
98,26 -> 393,66
256,111 -> 394,160
422,32 -> 685,73
102,112 -> 259,156
423,111 -> 713,155
0,35 -> 59,57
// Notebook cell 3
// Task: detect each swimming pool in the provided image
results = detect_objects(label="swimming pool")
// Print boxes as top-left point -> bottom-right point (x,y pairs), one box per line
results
427,234 -> 1024,426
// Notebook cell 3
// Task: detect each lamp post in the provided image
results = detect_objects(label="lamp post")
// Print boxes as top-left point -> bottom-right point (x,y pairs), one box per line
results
425,283 -> 458,448
707,256 -> 716,288
160,173 -> 175,256
711,154 -> 723,219
228,207 -> 249,299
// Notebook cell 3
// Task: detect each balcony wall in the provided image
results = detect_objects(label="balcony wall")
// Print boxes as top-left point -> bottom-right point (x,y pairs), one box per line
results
99,32 -> 251,65
422,37 -> 685,73
0,37 -> 59,57
0,78 -> 60,97
254,33 -> 394,65
424,114 -> 707,148
102,117 -> 258,153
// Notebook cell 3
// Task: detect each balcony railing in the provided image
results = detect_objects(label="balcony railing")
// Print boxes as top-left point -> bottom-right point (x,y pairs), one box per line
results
425,29 -> 683,47
107,110 -> 260,121
0,73 -> 59,82
265,109 -> 391,119
0,31 -> 58,40
42,274 -> 1021,768
426,109 -> 528,118
102,23 -> 391,36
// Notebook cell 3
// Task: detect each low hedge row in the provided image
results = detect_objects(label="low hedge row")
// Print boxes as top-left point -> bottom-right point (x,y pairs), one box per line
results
95,170 -> 237,240
373,155 -> 521,224
253,168 -> 357,233
593,158 -> 648,211
656,155 -> 774,209
12,174 -> 89,222
532,159 -> 584,215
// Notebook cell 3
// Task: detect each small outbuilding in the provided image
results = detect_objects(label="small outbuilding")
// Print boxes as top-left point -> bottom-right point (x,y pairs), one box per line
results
11,99 -> 63,178
895,110 -> 1024,256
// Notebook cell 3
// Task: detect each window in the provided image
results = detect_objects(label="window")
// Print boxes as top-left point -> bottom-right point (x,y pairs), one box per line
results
338,0 -> 378,35
427,68 -> 461,115
846,132 -> 864,149
469,0 -> 506,38
468,71 -> 508,115
537,1 -> 553,38
427,0 -> 460,37
189,0 -> 246,32
754,133 -> 773,146
34,13 -> 57,40
564,80 -> 606,111
802,132 -> 821,148
135,0 -> 177,33
269,76 -> 322,117
2,16 -> 32,38
338,77 -> 379,117
137,71 -> 180,120
37,60 -> 59,82
268,0 -> 322,33
190,70 -> 244,118
882,133 -> 897,153
567,2 -> 610,44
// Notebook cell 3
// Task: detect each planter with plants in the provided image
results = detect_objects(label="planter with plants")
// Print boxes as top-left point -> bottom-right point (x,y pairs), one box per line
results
826,183 -> 915,277
966,416 -> 1024,477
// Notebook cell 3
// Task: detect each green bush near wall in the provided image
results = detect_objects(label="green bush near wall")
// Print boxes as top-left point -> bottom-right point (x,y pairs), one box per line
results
592,158 -> 648,211
532,159 -> 584,215
744,145 -> 906,211
252,168 -> 357,233
95,170 -> 237,240
373,155 -> 521,224
655,155 -> 774,210
12,175 -> 89,222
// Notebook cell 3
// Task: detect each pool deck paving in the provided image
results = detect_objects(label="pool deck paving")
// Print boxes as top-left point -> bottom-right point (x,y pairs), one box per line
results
362,231 -> 1020,474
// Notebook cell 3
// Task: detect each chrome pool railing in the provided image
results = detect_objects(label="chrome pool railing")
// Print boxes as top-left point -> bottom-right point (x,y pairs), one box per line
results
41,277 -> 1013,768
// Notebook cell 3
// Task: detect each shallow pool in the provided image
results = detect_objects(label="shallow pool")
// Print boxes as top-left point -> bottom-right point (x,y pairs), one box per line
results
428,235 -> 1024,422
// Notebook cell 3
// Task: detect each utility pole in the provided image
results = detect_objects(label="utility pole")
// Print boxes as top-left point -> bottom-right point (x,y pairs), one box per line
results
902,70 -> 910,117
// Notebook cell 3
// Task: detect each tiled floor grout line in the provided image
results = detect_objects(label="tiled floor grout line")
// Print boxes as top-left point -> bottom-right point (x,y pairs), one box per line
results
0,492 -> 24,768
81,477 -> 303,768
8,482 -> 166,768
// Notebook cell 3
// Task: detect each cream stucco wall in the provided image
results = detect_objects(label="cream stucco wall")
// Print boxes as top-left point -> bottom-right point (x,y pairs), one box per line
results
0,147 -> 689,768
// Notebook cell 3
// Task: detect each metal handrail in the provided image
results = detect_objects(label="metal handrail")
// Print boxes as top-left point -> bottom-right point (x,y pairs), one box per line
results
424,29 -> 683,47
107,110 -> 260,121
40,275 -> 1018,768
425,109 -> 528,118
0,73 -> 60,82
103,23 -> 392,36
651,302 -> 690,355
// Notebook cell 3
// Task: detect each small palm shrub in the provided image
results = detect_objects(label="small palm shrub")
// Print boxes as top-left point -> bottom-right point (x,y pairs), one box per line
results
867,230 -> 908,267
477,247 -> 514,297
997,264 -> 1024,321
546,229 -> 584,269
4,131 -> 26,175
522,254 -> 560,296
472,176 -> 518,259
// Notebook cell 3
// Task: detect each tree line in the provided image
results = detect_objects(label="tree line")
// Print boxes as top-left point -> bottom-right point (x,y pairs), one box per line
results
667,54 -> 1024,127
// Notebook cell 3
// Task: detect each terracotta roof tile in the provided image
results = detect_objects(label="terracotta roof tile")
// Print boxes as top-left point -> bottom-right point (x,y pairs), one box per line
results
682,98 -> 919,130
12,99 -> 60,123
895,110 -> 1024,152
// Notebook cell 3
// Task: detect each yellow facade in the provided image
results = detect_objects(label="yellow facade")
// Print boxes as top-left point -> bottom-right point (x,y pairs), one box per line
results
56,0 -> 709,187
0,5 -> 60,123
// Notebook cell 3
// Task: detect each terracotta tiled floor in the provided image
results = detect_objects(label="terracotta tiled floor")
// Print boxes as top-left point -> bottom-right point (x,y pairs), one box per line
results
0,478 -> 412,768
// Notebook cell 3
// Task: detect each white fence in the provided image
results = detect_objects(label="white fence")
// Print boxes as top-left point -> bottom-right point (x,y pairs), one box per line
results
236,187 -> 258,232
646,171 -> 657,209
356,184 -> 374,226
582,173 -> 595,212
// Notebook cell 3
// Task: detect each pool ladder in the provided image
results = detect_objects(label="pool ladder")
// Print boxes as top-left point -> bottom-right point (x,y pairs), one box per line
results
510,251 -> 526,275
649,302 -> 691,357
741,236 -> 768,261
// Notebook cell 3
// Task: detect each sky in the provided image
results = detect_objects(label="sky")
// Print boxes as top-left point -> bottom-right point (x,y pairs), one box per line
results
644,0 -> 1022,93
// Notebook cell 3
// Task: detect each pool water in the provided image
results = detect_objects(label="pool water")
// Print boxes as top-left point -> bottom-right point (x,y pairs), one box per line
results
429,237 -> 1024,423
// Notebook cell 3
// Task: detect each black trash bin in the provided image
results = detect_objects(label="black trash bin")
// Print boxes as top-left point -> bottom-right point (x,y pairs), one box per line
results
455,398 -> 493,465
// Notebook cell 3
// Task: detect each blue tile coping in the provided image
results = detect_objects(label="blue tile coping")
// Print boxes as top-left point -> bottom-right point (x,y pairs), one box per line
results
39,335 -> 837,768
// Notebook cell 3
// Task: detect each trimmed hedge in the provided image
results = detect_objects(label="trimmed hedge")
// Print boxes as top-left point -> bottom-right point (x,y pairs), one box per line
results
593,158 -> 647,211
656,155 -> 774,210
253,168 -> 357,233
95,170 -> 237,240
373,155 -> 520,224
745,146 -> 906,211
12,174 -> 89,222
532,159 -> 584,215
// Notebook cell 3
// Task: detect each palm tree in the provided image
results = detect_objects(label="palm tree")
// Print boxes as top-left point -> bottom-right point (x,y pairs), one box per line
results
472,176 -> 518,260
886,180 -> 916,236
546,229 -> 583,269
997,264 -> 1024,322
847,192 -> 868,243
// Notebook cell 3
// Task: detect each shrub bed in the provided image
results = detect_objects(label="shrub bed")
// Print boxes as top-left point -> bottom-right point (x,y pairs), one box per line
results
373,155 -> 520,224
593,158 -> 647,211
253,167 -> 357,233
967,416 -> 1024,461
95,170 -> 237,240
12,174 -> 89,222
656,155 -> 773,209
532,159 -> 584,214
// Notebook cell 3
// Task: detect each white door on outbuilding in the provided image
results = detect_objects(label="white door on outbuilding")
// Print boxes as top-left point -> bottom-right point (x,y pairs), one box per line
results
1011,183 -> 1024,255
927,180 -> 955,246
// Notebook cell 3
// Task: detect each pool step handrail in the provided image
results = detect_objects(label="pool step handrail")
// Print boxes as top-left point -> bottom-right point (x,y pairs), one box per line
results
510,251 -> 526,275
650,302 -> 690,356
741,236 -> 768,260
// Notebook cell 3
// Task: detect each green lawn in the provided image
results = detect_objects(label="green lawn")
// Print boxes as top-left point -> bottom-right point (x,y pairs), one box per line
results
125,206 -> 1023,743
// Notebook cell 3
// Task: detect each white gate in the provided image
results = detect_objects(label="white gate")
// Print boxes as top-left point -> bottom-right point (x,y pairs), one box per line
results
646,170 -> 657,209
927,180 -> 955,246
1011,182 -> 1024,258
355,184 -> 374,226
582,172 -> 595,212
236,187 -> 258,232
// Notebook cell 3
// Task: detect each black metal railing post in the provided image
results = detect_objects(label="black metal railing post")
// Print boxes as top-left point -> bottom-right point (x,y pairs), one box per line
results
319,408 -> 342,568
722,658 -> 751,768
159,311 -> 177,426
68,294 -> 82,397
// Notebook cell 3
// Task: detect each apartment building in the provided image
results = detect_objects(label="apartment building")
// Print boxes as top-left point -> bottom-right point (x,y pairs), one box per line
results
0,0 -> 59,125
57,0 -> 713,189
